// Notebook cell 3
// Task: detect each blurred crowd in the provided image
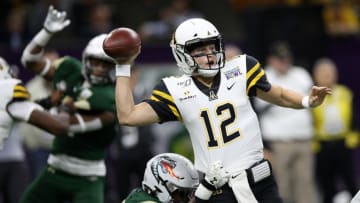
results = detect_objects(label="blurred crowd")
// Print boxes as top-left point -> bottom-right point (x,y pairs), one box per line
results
0,0 -> 359,49
0,0 -> 359,203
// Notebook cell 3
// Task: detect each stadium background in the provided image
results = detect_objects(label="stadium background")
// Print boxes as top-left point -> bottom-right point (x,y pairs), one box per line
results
0,0 -> 359,199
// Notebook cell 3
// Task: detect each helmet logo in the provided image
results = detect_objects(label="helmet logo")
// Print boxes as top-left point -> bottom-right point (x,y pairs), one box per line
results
159,157 -> 183,180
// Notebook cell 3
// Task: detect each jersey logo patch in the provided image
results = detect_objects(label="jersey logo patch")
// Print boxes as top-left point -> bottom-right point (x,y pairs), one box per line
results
177,78 -> 192,87
224,67 -> 242,79
209,90 -> 218,101
179,91 -> 197,102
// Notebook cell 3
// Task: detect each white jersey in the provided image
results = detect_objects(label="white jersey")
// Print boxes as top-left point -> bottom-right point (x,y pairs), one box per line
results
0,78 -> 27,148
146,55 -> 271,173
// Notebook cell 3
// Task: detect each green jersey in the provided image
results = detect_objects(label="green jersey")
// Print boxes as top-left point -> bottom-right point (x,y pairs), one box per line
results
123,188 -> 161,203
52,56 -> 116,160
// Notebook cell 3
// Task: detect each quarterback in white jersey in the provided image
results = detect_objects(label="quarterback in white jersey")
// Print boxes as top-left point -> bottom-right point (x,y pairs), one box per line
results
0,57 -> 69,149
114,18 -> 331,203
157,55 -> 265,174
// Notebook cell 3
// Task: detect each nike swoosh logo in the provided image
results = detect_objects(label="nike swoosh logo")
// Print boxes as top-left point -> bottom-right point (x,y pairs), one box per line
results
231,173 -> 240,179
227,82 -> 236,90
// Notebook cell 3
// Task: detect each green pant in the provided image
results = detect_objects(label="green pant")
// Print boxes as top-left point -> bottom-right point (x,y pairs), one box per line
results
20,165 -> 104,203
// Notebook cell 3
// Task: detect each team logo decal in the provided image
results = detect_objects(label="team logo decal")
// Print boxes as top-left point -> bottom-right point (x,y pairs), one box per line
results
160,159 -> 181,180
179,90 -> 196,101
224,67 -> 242,79
151,156 -> 183,181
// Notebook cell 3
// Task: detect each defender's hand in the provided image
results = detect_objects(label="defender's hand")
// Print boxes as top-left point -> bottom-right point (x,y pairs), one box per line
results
44,5 -> 71,33
195,162 -> 229,200
204,161 -> 229,189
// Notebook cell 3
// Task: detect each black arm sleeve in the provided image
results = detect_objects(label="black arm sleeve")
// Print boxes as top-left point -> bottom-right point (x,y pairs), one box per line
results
144,80 -> 181,123
245,55 -> 271,97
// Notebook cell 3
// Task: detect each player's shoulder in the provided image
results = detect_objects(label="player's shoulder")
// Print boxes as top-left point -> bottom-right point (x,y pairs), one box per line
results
225,54 -> 260,69
163,74 -> 190,82
54,56 -> 82,72
0,78 -> 21,87
3,80 -> 30,101
244,54 -> 260,68
161,74 -> 192,89
0,79 -> 26,100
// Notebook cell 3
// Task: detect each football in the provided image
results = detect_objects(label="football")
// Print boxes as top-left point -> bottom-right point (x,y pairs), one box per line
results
102,27 -> 141,59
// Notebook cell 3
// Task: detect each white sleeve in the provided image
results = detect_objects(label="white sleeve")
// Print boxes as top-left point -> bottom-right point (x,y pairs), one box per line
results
7,101 -> 44,122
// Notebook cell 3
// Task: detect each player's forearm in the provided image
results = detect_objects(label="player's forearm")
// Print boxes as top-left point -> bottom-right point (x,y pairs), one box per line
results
22,5 -> 70,78
21,29 -> 53,77
277,87 -> 304,109
29,110 -> 70,136
116,77 -> 136,125
257,85 -> 304,109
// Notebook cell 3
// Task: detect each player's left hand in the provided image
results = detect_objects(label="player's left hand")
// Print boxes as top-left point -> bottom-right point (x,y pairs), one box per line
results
309,86 -> 332,108
205,161 -> 230,189
194,162 -> 229,201
43,5 -> 71,33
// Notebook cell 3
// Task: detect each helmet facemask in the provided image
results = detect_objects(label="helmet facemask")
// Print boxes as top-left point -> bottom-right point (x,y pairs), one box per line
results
83,56 -> 115,85
82,34 -> 116,85
185,36 -> 225,77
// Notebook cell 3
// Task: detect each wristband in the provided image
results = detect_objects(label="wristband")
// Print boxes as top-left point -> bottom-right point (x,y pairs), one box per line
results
301,96 -> 310,108
115,64 -> 131,77
74,113 -> 86,132
201,179 -> 216,191
33,29 -> 53,47
194,184 -> 213,200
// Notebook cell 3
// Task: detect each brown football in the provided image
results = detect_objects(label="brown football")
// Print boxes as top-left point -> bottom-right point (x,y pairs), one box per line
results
103,27 -> 141,59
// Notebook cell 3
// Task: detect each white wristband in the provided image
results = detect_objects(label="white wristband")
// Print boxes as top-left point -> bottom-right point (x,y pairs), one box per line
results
74,113 -> 86,132
301,96 -> 310,108
33,29 -> 53,47
194,184 -> 213,200
115,64 -> 131,77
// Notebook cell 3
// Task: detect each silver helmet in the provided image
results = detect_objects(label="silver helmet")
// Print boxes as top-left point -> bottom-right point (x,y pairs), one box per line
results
170,18 -> 225,77
82,34 -> 116,85
142,153 -> 199,203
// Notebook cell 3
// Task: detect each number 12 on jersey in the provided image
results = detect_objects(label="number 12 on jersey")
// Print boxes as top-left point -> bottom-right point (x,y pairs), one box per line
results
200,103 -> 241,148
